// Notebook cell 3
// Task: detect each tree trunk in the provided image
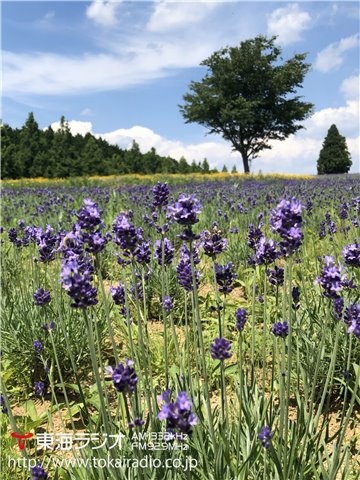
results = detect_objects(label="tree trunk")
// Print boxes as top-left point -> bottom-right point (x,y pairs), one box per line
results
241,152 -> 250,174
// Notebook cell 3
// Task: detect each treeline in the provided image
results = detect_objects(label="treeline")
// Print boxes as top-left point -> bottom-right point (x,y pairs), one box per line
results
1,113 -> 215,179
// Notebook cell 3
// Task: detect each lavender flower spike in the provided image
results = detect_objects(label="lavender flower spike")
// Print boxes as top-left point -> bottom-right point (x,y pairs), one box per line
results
258,425 -> 272,449
108,359 -> 138,393
167,194 -> 202,226
210,337 -> 232,360
343,241 -> 360,267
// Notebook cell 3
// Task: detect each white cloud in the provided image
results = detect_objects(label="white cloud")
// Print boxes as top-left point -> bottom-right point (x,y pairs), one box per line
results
99,125 -> 238,169
86,0 -> 120,27
50,120 -> 93,136
80,108 -> 92,116
340,75 -> 360,100
267,4 -> 311,45
2,35 -> 215,96
314,34 -> 359,72
307,100 -> 359,135
146,1 -> 218,33
54,97 -> 359,175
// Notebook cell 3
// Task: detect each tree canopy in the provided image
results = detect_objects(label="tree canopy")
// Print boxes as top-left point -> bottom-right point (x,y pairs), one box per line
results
180,35 -> 314,173
317,124 -> 352,175
1,113 -> 217,179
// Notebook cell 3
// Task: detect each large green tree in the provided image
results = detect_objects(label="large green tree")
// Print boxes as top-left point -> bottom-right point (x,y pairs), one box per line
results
317,124 -> 352,174
180,35 -> 314,173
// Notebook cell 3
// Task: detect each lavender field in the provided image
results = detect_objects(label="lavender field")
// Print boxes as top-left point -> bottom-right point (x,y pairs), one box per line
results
1,174 -> 359,480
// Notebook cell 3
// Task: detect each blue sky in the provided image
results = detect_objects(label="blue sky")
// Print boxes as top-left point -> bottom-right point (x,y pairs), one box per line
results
2,1 -> 359,173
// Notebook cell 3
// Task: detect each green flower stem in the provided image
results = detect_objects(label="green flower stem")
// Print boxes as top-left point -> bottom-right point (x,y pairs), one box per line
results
283,257 -> 293,480
314,319 -> 342,432
95,254 -> 118,364
165,270 -> 186,384
298,305 -> 328,476
278,337 -> 287,467
189,241 -> 217,455
48,273 -> 90,421
262,268 -> 268,393
160,239 -> 169,388
48,329 -> 76,431
329,355 -> 360,479
250,268 -> 257,385
83,310 -> 111,436
212,259 -> 223,338
220,361 -> 227,426
236,333 -> 243,466
130,263 -> 154,425
340,334 -> 353,425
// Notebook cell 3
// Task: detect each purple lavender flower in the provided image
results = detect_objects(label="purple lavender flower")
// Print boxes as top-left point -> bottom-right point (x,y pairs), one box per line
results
342,370 -> 352,382
176,258 -> 199,291
82,231 -> 107,254
279,227 -> 304,256
344,304 -> 360,339
180,243 -> 200,264
33,340 -> 43,353
272,321 -> 289,338
112,213 -> 143,256
343,242 -> 360,267
267,266 -> 284,286
76,198 -> 103,231
107,359 -> 138,393
306,199 -> 313,215
0,394 -> 8,414
130,282 -> 143,301
254,237 -> 278,265
176,244 -> 200,291
8,227 -> 23,247
163,296 -> 173,314
247,224 -> 264,249
210,337 -> 232,360
333,297 -> 344,321
36,226 -> 58,263
292,286 -> 300,310
158,390 -> 198,436
270,198 -> 303,234
319,221 -> 326,239
316,256 -> 344,299
258,425 -> 272,449
128,417 -> 145,429
42,322 -> 56,332
152,182 -> 170,208
31,464 -> 48,480
60,254 -> 98,308
340,203 -> 349,220
135,241 -> 151,264
110,283 -> 126,306
270,198 -> 303,255
215,262 -> 237,294
35,381 -> 45,396
167,194 -> 202,226
34,288 -> 51,306
200,227 -> 228,258
235,308 -> 247,331
154,238 -> 174,266
327,219 -> 337,236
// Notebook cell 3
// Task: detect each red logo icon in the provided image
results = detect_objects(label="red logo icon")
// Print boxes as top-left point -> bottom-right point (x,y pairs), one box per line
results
11,432 -> 34,450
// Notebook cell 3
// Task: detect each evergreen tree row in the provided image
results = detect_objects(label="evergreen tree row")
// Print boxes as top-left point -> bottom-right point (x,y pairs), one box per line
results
1,113 -> 216,179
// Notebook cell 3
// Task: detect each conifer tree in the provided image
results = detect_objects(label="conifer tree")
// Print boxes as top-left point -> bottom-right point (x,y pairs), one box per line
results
317,124 -> 352,174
